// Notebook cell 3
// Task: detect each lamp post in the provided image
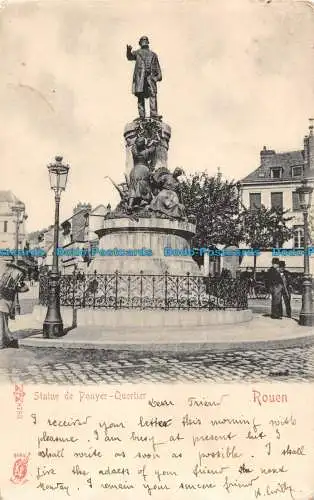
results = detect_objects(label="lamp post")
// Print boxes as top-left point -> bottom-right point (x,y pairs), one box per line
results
11,201 -> 26,315
43,156 -> 70,338
296,179 -> 314,326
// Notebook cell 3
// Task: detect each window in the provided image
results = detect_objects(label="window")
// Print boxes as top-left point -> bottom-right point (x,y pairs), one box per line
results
3,221 -> 8,233
292,166 -> 303,177
270,167 -> 282,179
271,192 -> 283,210
292,192 -> 301,211
249,193 -> 261,210
293,226 -> 304,248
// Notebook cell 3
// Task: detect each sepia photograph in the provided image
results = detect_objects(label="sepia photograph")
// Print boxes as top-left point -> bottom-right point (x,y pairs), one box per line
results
0,0 -> 314,387
1,2 -> 314,499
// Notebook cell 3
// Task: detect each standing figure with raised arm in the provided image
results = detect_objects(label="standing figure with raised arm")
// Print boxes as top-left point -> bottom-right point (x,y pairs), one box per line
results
126,36 -> 162,120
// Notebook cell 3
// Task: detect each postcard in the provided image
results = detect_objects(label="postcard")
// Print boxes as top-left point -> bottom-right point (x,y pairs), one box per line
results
0,0 -> 314,498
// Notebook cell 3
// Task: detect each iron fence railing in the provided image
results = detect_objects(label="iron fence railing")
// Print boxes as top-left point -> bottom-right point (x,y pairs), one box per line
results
39,271 -> 249,311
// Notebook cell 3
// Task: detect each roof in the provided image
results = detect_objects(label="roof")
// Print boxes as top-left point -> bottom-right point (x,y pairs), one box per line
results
241,149 -> 305,184
0,190 -> 23,204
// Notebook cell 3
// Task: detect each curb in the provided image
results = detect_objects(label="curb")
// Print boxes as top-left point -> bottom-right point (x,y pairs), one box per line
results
19,330 -> 314,352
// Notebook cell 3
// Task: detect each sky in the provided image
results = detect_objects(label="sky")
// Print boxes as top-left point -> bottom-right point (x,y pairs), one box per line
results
1,0 -> 314,231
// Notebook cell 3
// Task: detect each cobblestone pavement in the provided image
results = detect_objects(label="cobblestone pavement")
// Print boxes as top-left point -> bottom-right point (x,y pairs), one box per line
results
0,339 -> 314,384
248,298 -> 301,315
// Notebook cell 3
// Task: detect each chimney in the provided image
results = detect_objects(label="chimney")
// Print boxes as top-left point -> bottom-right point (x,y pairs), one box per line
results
308,119 -> 314,176
304,135 -> 309,166
72,202 -> 92,241
73,202 -> 92,215
260,146 -> 276,168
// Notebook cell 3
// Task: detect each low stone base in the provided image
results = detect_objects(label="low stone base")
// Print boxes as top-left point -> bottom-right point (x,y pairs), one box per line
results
32,305 -> 252,328
18,314 -> 314,352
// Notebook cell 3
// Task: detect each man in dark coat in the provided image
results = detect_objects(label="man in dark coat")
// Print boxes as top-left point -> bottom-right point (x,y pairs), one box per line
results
126,36 -> 162,119
278,260 -> 292,318
266,257 -> 284,319
0,259 -> 29,348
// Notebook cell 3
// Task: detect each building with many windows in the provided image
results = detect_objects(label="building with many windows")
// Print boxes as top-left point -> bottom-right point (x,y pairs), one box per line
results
240,123 -> 314,273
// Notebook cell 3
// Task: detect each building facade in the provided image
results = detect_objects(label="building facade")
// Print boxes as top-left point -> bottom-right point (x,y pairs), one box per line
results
240,123 -> 314,273
0,191 -> 27,250
31,202 -> 111,274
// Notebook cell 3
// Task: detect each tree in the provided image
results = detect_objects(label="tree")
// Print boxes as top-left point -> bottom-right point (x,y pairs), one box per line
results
180,172 -> 243,249
241,205 -> 294,276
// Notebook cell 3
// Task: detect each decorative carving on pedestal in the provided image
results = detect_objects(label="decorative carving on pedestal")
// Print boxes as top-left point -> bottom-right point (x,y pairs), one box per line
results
109,117 -> 186,221
124,118 -> 171,174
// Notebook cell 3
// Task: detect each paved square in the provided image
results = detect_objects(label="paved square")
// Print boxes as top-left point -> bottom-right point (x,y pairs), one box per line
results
0,340 -> 314,384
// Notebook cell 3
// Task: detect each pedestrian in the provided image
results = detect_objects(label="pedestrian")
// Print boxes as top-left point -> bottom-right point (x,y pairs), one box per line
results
0,259 -> 29,348
278,260 -> 292,318
266,257 -> 284,319
248,268 -> 257,298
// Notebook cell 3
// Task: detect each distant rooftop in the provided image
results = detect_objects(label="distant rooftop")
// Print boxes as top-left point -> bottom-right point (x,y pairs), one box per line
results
241,147 -> 305,184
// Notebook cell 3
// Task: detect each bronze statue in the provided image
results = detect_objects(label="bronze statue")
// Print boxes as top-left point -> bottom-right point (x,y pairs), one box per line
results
128,137 -> 158,211
149,167 -> 186,219
126,36 -> 162,120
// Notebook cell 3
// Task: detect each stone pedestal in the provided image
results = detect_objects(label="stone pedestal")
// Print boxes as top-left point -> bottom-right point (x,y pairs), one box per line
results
89,217 -> 201,275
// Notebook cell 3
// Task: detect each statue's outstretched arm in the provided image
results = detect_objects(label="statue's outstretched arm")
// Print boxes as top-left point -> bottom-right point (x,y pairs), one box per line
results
126,45 -> 136,61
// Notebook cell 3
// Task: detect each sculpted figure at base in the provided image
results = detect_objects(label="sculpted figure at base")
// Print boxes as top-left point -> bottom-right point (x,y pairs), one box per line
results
128,137 -> 157,211
126,36 -> 162,120
149,167 -> 186,220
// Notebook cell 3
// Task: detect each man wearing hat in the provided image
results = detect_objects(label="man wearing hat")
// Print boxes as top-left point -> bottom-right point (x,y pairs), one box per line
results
126,36 -> 162,119
0,258 -> 29,348
278,260 -> 292,318
266,257 -> 284,319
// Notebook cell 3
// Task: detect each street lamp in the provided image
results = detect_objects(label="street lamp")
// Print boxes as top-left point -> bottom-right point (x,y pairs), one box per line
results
296,179 -> 314,326
11,201 -> 26,315
43,156 -> 70,338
